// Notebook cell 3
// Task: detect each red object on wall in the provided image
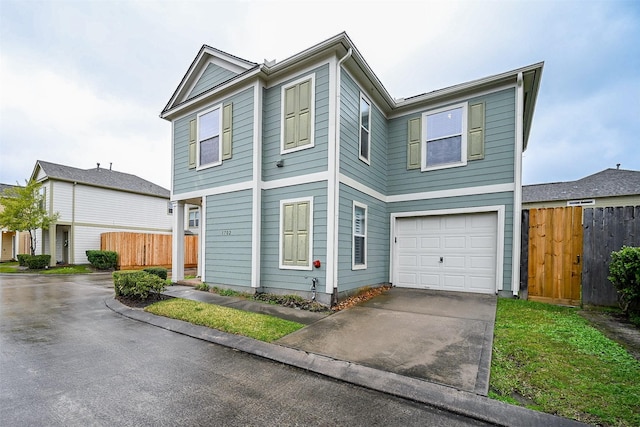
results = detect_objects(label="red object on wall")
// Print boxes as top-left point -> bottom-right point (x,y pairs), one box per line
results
313,259 -> 321,268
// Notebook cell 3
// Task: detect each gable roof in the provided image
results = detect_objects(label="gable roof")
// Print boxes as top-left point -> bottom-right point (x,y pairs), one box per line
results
160,32 -> 543,149
0,183 -> 20,196
30,160 -> 170,199
523,168 -> 640,203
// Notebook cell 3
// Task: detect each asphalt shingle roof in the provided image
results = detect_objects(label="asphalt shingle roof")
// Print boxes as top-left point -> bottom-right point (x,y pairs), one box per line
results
34,160 -> 169,198
0,183 -> 20,196
523,168 -> 640,203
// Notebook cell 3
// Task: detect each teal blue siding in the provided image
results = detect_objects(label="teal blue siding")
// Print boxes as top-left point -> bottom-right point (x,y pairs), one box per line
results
188,63 -> 238,100
173,86 -> 254,195
204,189 -> 253,287
339,71 -> 387,195
388,191 -> 514,291
262,64 -> 330,181
260,182 -> 327,293
387,88 -> 516,195
337,183 -> 390,292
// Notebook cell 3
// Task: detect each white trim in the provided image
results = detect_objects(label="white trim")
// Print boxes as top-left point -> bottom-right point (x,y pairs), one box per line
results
183,58 -> 250,100
326,55 -> 338,293
170,120 -> 175,200
512,72 -> 524,296
390,205 -> 505,293
342,68 -> 386,120
421,102 -> 468,172
196,103 -> 223,170
388,83 -> 516,120
358,93 -> 371,165
200,198 -> 207,282
167,81 -> 258,122
172,180 -> 252,201
251,83 -> 263,288
280,73 -> 316,155
352,201 -> 367,270
265,58 -> 329,89
339,172 -> 514,203
262,172 -> 329,190
279,196 -> 314,271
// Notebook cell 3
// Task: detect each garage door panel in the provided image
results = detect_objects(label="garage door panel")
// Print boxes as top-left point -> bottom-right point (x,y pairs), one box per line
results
395,212 -> 497,294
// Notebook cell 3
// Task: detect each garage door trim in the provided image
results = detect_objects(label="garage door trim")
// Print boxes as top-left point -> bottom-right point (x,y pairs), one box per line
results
390,205 -> 505,293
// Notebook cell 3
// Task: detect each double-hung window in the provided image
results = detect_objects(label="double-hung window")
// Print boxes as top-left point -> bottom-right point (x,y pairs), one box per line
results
352,202 -> 367,270
197,105 -> 222,169
422,103 -> 468,171
359,95 -> 371,164
188,208 -> 200,228
281,75 -> 314,154
279,197 -> 313,270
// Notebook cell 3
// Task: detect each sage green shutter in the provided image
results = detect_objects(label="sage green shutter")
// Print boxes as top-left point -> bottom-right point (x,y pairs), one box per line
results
407,117 -> 421,169
283,79 -> 312,150
468,102 -> 484,160
222,103 -> 233,160
282,201 -> 309,266
188,119 -> 197,169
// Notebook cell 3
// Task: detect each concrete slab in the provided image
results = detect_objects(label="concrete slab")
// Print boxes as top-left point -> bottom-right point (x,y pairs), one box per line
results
276,287 -> 496,395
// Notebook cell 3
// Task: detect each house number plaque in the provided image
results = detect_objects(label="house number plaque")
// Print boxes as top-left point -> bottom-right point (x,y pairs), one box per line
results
221,230 -> 232,236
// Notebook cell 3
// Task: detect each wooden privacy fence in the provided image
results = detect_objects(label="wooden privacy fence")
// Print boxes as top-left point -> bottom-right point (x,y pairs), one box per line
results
521,205 -> 640,307
101,232 -> 198,270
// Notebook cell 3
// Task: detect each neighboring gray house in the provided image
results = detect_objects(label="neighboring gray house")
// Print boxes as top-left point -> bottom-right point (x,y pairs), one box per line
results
31,160 -> 173,266
523,168 -> 640,209
161,32 -> 543,305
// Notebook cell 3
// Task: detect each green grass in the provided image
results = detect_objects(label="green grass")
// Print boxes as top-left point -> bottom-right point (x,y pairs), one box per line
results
145,298 -> 304,342
490,298 -> 640,426
41,265 -> 93,274
0,262 -> 19,273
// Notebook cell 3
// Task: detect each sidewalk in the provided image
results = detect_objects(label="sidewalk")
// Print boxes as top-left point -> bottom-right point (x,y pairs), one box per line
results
106,285 -> 586,427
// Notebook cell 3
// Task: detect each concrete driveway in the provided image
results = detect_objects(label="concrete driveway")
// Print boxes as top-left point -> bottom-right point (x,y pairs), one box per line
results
276,288 -> 497,395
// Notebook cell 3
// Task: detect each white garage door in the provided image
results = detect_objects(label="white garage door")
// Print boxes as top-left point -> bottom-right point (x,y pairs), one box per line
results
395,212 -> 497,294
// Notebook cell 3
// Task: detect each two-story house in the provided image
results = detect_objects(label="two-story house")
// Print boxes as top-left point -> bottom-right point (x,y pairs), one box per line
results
31,160 -> 173,266
162,32 -> 543,305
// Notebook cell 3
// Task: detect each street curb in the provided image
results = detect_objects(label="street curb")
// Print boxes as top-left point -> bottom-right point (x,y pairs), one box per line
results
105,297 -> 586,427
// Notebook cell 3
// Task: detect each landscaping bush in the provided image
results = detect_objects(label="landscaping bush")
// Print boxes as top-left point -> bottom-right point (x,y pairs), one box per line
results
25,254 -> 51,269
17,254 -> 31,267
86,250 -> 118,270
113,270 -> 166,300
143,267 -> 168,280
608,246 -> 640,315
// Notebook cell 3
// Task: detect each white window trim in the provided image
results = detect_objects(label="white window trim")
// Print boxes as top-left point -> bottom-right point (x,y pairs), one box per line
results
196,103 -> 223,170
352,201 -> 368,270
280,74 -> 315,155
359,94 -> 371,165
421,102 -> 468,172
188,207 -> 200,228
278,196 -> 314,270
567,199 -> 595,206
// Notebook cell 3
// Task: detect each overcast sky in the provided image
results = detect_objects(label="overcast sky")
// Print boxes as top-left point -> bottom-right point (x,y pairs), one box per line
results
1,0 -> 638,190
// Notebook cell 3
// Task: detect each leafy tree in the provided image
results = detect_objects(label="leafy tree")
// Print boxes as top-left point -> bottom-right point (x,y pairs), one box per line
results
0,179 -> 59,255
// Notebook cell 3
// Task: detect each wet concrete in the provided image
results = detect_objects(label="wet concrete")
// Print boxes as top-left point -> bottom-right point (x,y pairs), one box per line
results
0,274 -> 491,426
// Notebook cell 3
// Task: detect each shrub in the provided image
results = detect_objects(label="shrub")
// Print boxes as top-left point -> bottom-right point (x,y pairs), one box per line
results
113,270 -> 166,300
86,250 -> 118,270
194,282 -> 210,291
143,267 -> 168,280
17,254 -> 31,267
608,246 -> 640,315
25,255 -> 51,269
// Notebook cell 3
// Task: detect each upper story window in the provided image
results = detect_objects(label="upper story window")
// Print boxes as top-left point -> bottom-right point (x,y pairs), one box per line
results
281,74 -> 315,154
359,95 -> 371,164
422,103 -> 467,171
167,202 -> 174,215
188,208 -> 200,228
197,105 -> 222,169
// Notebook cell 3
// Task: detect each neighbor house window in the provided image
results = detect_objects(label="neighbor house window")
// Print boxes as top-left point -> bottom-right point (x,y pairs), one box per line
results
197,105 -> 222,169
188,208 -> 200,228
167,202 -> 174,215
421,103 -> 467,171
352,202 -> 367,270
279,197 -> 313,270
567,199 -> 595,206
281,74 -> 315,154
359,95 -> 371,164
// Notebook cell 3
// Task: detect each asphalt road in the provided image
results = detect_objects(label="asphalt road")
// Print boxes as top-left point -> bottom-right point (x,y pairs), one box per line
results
0,274 -> 489,426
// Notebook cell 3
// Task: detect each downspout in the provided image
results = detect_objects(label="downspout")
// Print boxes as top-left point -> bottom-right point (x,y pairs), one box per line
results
512,72 -> 524,296
329,47 -> 352,305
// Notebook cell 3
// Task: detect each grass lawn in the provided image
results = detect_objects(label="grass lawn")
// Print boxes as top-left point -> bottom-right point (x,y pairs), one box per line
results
0,262 -> 93,274
145,298 -> 304,342
490,298 -> 640,426
0,262 -> 19,273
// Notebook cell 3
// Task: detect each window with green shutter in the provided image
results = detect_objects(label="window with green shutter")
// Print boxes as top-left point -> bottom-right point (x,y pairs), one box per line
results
281,75 -> 314,154
407,117 -> 421,170
467,102 -> 484,160
191,102 -> 233,170
280,197 -> 313,270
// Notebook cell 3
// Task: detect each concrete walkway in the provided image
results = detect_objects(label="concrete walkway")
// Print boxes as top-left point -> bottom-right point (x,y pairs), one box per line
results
106,284 -> 586,426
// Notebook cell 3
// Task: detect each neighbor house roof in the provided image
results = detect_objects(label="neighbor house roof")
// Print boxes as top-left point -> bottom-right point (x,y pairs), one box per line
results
30,160 -> 170,199
523,168 -> 640,203
0,183 -> 20,196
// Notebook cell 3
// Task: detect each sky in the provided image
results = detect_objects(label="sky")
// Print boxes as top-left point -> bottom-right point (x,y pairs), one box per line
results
1,0 -> 638,190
